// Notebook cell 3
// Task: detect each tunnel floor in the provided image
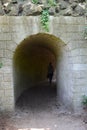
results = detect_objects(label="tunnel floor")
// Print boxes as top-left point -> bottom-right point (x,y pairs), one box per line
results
0,82 -> 86,130
16,82 -> 58,112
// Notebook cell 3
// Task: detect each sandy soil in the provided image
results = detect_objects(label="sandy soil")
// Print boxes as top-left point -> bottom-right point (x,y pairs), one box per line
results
0,82 -> 87,130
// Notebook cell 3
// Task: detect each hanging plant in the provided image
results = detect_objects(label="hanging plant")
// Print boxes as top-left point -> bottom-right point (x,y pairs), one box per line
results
40,9 -> 49,32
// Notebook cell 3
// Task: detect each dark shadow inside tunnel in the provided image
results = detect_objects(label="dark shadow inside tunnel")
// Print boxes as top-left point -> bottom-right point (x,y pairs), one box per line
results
13,33 -> 65,109
16,82 -> 57,111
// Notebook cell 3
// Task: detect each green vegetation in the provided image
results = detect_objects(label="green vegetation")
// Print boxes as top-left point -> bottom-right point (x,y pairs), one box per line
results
31,0 -> 56,31
84,26 -> 87,39
82,95 -> 87,106
40,9 -> 49,32
32,0 -> 38,4
0,63 -> 3,68
48,0 -> 56,6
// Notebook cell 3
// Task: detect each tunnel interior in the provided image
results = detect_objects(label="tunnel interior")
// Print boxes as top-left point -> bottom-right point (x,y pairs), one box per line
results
13,33 -> 65,109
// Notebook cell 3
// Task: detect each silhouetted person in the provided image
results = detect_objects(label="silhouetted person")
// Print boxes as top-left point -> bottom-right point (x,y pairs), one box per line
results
47,62 -> 54,84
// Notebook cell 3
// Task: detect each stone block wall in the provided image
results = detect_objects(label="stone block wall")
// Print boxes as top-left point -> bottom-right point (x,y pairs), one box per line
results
0,16 -> 87,112
50,16 -> 87,112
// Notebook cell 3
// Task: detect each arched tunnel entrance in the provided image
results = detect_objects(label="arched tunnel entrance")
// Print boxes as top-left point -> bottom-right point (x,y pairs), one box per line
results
13,33 -> 65,110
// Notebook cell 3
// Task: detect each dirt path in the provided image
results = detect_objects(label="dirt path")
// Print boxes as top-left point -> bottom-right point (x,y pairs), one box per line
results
0,82 -> 87,130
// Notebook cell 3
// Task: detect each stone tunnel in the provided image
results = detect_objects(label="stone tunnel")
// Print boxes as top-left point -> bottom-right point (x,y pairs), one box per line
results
13,33 -> 65,104
0,16 -> 87,113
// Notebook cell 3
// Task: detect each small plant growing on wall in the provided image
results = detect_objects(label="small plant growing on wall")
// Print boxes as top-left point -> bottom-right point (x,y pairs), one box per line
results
40,9 -> 49,32
0,63 -> 3,68
32,0 -> 56,31
82,95 -> 87,110
48,0 -> 56,6
83,26 -> 87,39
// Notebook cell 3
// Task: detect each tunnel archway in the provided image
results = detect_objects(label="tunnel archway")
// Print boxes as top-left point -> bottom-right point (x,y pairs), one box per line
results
13,33 -> 65,107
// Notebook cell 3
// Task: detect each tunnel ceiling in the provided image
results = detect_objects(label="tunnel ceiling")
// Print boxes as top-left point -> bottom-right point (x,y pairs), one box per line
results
13,33 -> 65,83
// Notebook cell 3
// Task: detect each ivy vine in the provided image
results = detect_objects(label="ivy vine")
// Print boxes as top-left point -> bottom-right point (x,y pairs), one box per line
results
32,0 -> 56,31
40,9 -> 49,32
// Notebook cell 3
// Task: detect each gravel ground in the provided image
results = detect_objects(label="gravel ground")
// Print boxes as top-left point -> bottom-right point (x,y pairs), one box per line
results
0,82 -> 87,130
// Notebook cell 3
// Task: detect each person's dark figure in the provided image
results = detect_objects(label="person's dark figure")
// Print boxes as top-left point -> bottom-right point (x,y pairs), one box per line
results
47,62 -> 54,85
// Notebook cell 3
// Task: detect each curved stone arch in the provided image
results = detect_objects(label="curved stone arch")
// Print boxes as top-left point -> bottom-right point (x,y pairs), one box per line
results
10,16 -> 73,48
13,33 -> 66,103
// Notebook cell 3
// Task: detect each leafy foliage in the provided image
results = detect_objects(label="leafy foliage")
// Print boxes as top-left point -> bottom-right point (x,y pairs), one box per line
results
32,0 -> 56,31
41,9 -> 49,32
82,95 -> 87,106
32,0 -> 38,4
0,63 -> 3,68
48,0 -> 56,6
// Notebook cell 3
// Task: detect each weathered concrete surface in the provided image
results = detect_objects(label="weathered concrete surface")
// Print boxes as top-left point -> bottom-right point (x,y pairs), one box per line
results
0,16 -> 87,113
